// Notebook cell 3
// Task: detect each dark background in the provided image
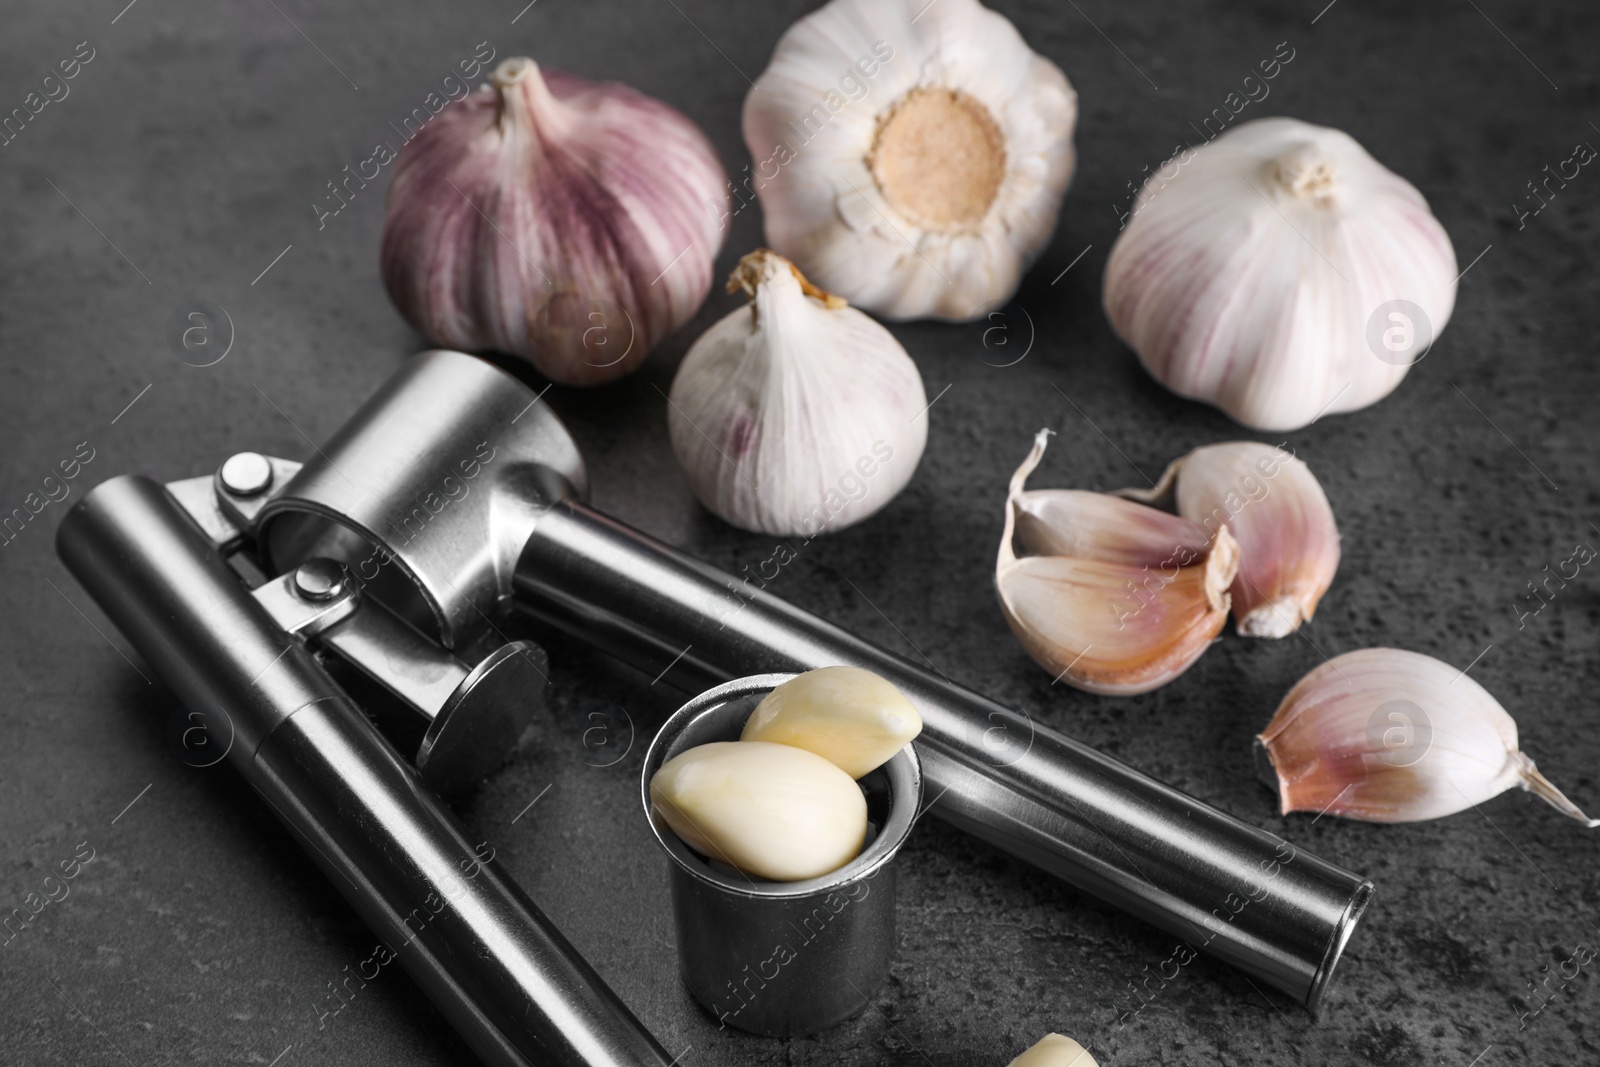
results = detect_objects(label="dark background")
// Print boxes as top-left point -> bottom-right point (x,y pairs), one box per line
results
3,1 -> 1597,1064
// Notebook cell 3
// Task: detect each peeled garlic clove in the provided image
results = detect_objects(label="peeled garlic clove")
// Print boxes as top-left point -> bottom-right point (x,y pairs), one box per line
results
381,57 -> 728,386
650,741 -> 869,881
1104,117 -> 1457,431
742,0 -> 1077,321
741,666 -> 922,778
1123,441 -> 1339,638
1258,647 -> 1598,826
997,431 -> 1239,696
667,249 -> 926,535
1008,1034 -> 1099,1067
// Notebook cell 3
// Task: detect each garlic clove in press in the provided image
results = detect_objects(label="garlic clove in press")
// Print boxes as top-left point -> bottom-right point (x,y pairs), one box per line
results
1258,648 -> 1598,826
742,0 -> 1077,321
1104,117 -> 1457,431
741,666 -> 922,778
1008,1033 -> 1100,1067
996,431 -> 1239,696
381,57 -> 728,386
649,740 -> 869,881
1121,441 -> 1340,638
667,249 -> 927,536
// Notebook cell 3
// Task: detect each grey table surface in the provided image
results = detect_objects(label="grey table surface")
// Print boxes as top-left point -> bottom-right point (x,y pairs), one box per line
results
3,1 -> 1598,1064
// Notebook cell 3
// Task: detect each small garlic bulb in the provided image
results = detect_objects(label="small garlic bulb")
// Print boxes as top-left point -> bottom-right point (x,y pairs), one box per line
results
650,740 -> 868,881
1121,441 -> 1340,638
997,430 -> 1239,696
1258,648 -> 1597,826
742,0 -> 1077,321
667,249 -> 927,536
381,58 -> 728,386
1105,117 -> 1457,431
741,666 -> 922,778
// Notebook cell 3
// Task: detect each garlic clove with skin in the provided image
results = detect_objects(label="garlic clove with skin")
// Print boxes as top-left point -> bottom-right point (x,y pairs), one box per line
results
650,740 -> 869,881
741,666 -> 922,778
742,0 -> 1077,321
997,431 -> 1239,696
1121,441 -> 1340,639
667,249 -> 927,536
997,550 -> 1237,696
381,57 -> 728,386
1104,117 -> 1457,431
1258,648 -> 1598,826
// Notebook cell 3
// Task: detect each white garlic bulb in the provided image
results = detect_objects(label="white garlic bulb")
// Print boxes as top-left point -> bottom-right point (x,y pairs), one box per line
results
741,666 -> 922,778
997,431 -> 1240,696
650,740 -> 869,881
382,58 -> 728,386
667,249 -> 927,536
1105,117 -> 1457,431
1121,441 -> 1340,638
742,0 -> 1077,321
1259,648 -> 1597,826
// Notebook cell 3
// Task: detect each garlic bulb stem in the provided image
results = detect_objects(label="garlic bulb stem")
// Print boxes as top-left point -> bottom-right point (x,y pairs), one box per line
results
492,57 -> 566,137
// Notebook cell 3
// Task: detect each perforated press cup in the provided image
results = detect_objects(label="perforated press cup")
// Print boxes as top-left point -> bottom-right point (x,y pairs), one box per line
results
641,673 -> 922,1037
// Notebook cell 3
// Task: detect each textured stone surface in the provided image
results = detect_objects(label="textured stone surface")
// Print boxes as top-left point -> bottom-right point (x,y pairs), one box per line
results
2,1 -> 1597,1065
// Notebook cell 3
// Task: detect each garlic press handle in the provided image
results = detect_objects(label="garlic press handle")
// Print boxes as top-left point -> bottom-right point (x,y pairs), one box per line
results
57,476 -> 673,1067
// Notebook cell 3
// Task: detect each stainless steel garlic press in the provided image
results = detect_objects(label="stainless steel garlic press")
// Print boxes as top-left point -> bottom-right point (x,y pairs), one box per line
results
57,348 -> 1373,1067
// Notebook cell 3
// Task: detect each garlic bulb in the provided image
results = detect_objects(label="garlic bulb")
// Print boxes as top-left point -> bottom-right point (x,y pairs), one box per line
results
741,666 -> 922,778
997,430 -> 1239,696
742,0 -> 1077,321
1008,1034 -> 1100,1067
1121,441 -> 1339,638
1258,648 -> 1597,826
650,740 -> 869,881
381,57 -> 728,386
667,249 -> 926,535
1104,117 -> 1457,431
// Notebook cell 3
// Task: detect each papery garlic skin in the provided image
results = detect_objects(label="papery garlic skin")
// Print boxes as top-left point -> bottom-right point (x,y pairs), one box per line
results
1008,1033 -> 1100,1067
1126,441 -> 1340,639
650,741 -> 868,881
997,431 -> 1239,696
742,666 -> 922,778
1105,117 -> 1457,431
1259,648 -> 1598,826
1013,488 -> 1213,569
742,0 -> 1077,321
382,58 -> 728,386
668,250 -> 926,535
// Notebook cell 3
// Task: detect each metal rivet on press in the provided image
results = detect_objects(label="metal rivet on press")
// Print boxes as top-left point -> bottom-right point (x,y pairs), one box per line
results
219,451 -> 274,497
292,558 -> 346,602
